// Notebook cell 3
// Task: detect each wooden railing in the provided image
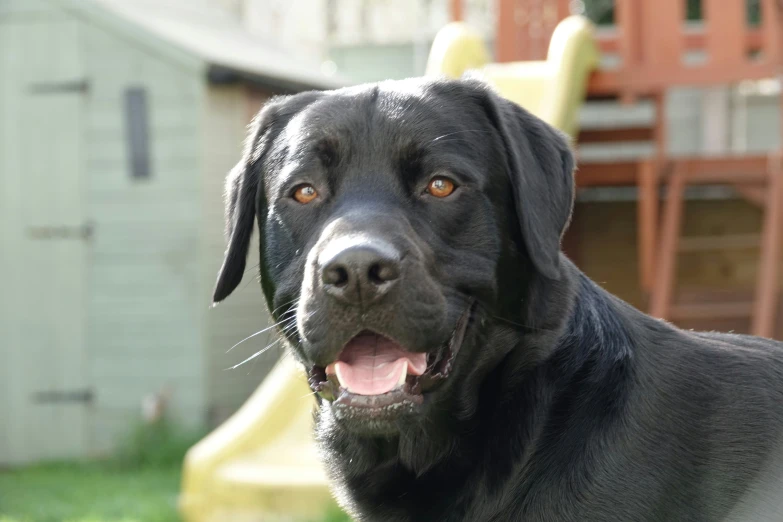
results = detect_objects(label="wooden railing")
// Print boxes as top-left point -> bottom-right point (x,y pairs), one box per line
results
482,0 -> 783,99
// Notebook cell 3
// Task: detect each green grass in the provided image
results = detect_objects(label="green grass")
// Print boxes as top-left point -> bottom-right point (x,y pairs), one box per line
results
0,419 -> 351,522
0,461 -> 354,522
0,462 -> 352,522
0,461 -> 181,522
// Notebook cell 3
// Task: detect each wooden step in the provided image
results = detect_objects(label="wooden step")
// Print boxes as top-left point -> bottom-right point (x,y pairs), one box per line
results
678,233 -> 760,252
670,301 -> 754,320
578,126 -> 653,144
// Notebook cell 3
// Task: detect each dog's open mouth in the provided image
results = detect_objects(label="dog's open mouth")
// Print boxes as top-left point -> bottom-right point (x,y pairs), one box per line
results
308,302 -> 474,414
327,334 -> 428,396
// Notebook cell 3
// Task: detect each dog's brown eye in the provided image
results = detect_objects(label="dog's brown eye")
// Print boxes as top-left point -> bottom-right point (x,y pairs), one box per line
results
427,177 -> 456,198
293,184 -> 318,204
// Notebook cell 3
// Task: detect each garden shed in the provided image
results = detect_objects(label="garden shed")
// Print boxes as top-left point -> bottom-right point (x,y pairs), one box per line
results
0,0 -> 343,465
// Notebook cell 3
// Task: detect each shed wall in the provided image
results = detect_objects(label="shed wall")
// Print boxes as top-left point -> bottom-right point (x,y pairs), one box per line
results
0,0 -> 92,465
80,13 -> 208,454
202,85 -> 278,427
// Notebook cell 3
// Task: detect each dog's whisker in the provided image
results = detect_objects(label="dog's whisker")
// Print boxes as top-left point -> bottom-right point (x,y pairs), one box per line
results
247,332 -> 270,376
489,314 -> 555,334
431,129 -> 493,142
278,309 -> 299,321
243,262 -> 260,275
241,275 -> 259,291
429,138 -> 485,146
226,320 -> 293,353
225,336 -> 286,370
276,309 -> 301,324
439,289 -> 556,333
270,298 -> 300,317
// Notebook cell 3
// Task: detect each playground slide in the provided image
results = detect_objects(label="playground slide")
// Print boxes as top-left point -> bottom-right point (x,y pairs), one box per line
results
426,15 -> 600,139
180,355 -> 339,521
179,16 -> 598,522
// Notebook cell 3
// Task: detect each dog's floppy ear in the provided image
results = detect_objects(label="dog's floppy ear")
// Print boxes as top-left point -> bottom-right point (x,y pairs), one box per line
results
481,86 -> 575,279
212,97 -> 287,304
213,92 -> 325,304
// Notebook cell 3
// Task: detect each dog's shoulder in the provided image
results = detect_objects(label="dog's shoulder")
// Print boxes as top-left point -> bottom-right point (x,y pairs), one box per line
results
685,330 -> 783,398
683,329 -> 783,378
692,329 -> 783,355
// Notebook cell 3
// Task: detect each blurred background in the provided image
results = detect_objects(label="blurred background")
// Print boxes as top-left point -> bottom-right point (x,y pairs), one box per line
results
1,0 -> 782,521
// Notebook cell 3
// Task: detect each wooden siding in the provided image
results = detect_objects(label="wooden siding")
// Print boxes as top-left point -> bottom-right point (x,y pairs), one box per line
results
0,9 -> 12,466
80,19 -> 208,454
1,0 -> 321,463
0,5 -> 91,465
201,86 -> 278,427
577,88 -> 704,163
735,92 -> 783,153
0,3 -> 19,467
0,0 -> 52,17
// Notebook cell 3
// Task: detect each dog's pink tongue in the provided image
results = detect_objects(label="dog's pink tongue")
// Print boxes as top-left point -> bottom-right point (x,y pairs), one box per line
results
325,333 -> 427,396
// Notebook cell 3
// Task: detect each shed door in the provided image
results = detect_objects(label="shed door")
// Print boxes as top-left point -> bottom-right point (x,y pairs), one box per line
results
1,16 -> 90,464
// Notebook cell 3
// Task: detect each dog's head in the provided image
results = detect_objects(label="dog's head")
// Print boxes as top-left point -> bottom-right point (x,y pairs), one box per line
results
213,78 -> 574,436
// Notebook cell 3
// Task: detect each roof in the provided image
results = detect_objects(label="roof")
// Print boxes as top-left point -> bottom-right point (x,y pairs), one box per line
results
85,0 -> 348,92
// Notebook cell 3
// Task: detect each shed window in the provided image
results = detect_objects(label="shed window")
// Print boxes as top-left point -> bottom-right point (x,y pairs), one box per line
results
124,87 -> 151,179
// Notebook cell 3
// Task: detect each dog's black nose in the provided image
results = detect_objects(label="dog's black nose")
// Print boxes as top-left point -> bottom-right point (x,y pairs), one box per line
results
319,240 -> 400,304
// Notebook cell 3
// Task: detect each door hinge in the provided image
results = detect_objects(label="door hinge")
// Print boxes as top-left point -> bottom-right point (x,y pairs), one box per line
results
26,222 -> 94,240
32,389 -> 94,405
28,79 -> 89,94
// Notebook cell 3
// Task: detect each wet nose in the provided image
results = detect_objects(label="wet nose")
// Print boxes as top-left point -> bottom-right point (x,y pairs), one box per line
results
319,240 -> 401,305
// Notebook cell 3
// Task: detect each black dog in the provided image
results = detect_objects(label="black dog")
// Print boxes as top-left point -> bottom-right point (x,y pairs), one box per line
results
213,78 -> 783,521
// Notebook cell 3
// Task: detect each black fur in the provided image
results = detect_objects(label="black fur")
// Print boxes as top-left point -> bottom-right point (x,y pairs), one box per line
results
214,78 -> 783,521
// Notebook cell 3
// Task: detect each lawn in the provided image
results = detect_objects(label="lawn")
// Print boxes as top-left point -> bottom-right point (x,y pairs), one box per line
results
0,419 -> 350,522
0,462 -> 181,522
0,461 -> 351,522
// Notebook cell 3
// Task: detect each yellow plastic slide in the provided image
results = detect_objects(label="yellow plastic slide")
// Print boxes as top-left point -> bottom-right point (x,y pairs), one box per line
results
179,16 -> 598,522
180,355 -> 339,522
426,15 -> 599,139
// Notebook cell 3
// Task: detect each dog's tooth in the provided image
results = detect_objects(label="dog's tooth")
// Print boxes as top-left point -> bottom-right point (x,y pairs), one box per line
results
334,362 -> 350,392
397,361 -> 408,388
